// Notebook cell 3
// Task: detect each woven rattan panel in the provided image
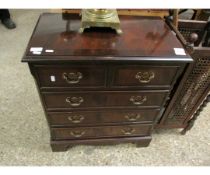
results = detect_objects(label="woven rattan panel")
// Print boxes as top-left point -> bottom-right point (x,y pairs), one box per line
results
179,28 -> 204,46
163,54 -> 210,125
177,19 -> 207,46
180,28 -> 201,42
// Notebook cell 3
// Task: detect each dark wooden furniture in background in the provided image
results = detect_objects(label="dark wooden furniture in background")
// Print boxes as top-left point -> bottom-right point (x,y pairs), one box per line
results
158,18 -> 210,133
193,10 -> 210,21
61,9 -> 169,18
22,13 -> 192,151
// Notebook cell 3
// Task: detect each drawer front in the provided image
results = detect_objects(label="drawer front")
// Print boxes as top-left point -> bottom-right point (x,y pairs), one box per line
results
35,65 -> 106,88
43,90 -> 169,110
111,65 -> 179,87
48,109 -> 160,126
51,124 -> 152,140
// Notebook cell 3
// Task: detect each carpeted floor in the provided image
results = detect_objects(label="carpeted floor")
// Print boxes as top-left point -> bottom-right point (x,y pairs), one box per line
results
0,9 -> 209,166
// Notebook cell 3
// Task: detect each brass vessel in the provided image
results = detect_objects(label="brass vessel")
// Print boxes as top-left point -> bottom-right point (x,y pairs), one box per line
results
79,9 -> 122,34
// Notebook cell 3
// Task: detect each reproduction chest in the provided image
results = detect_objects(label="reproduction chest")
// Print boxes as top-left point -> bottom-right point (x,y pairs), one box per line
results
22,13 -> 192,151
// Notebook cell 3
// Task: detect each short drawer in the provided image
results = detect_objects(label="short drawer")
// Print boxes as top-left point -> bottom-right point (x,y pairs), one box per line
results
51,124 -> 152,140
48,109 -> 160,126
42,90 -> 169,110
111,65 -> 180,88
34,65 -> 106,88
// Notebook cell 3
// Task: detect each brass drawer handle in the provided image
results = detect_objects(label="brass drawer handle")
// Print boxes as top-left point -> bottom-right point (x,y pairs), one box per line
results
125,113 -> 141,121
130,95 -> 147,105
63,72 -> 83,84
68,115 -> 85,123
121,127 -> 136,135
70,130 -> 85,138
135,71 -> 155,83
66,96 -> 84,107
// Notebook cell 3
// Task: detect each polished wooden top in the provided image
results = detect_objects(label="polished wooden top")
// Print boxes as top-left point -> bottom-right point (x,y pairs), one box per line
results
22,13 -> 192,62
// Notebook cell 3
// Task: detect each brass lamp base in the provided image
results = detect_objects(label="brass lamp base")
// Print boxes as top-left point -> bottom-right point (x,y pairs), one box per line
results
79,9 -> 122,34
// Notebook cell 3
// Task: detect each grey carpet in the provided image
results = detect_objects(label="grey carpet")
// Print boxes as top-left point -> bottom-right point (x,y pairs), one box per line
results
0,10 -> 209,166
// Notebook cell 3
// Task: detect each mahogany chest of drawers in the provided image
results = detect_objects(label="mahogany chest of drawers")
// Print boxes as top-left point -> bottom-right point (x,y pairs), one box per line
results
22,13 -> 192,151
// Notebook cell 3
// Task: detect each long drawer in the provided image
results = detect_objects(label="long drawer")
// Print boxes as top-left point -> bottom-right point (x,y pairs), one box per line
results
42,90 -> 169,110
51,124 -> 152,140
48,109 -> 160,126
